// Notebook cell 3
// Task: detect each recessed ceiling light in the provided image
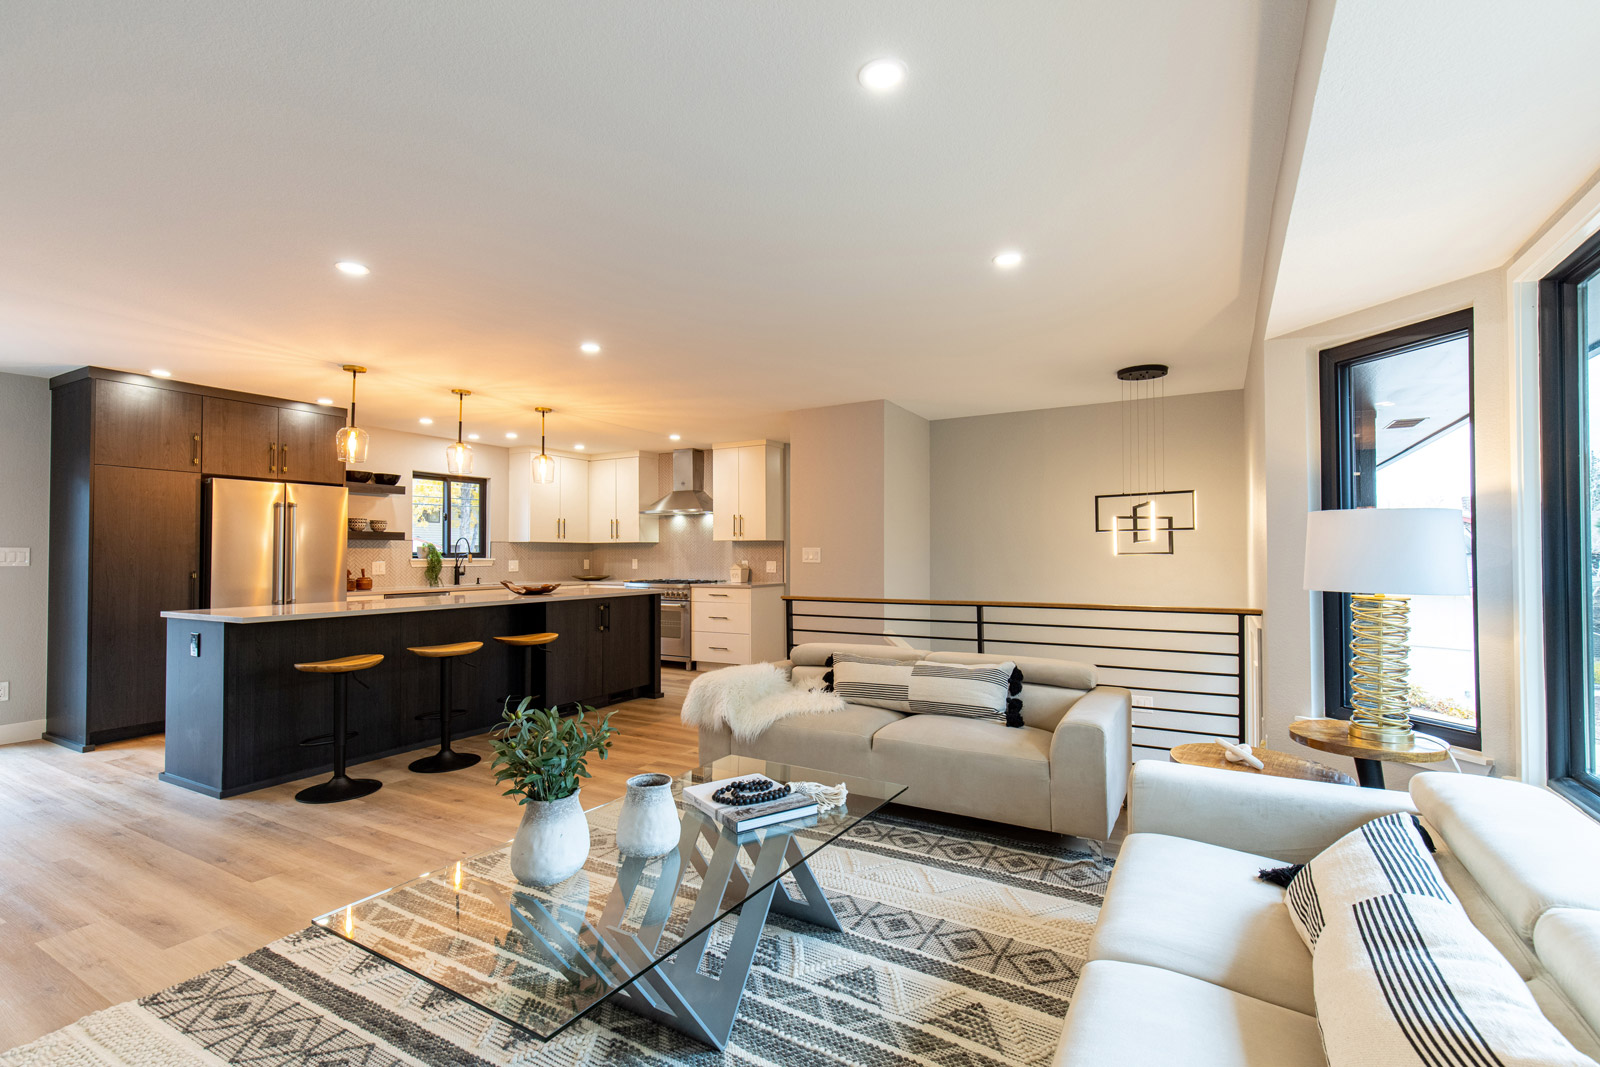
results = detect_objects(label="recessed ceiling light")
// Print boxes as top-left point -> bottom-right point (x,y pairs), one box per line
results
669,434 -> 681,441
335,261 -> 370,276
574,443 -> 585,451
505,432 -> 518,439
467,433 -> 480,441
992,250 -> 1023,269
859,57 -> 906,92
316,397 -> 334,405
419,417 -> 433,425
580,341 -> 601,355
150,368 -> 172,378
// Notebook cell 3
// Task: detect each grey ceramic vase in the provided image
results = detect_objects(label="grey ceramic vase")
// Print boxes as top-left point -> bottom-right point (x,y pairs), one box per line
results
509,789 -> 589,887
614,773 -> 680,859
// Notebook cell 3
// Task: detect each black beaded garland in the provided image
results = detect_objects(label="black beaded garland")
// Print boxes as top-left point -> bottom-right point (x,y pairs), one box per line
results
711,776 -> 792,807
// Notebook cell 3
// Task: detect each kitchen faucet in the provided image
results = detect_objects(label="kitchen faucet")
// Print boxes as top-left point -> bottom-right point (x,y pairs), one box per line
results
452,537 -> 472,584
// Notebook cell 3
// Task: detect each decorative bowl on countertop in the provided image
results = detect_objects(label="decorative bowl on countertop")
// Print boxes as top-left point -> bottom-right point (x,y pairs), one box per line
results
345,470 -> 374,483
570,574 -> 611,582
373,473 -> 401,485
500,580 -> 561,596
348,517 -> 370,532
368,519 -> 388,532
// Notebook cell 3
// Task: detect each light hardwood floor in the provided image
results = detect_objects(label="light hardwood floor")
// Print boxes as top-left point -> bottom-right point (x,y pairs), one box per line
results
0,669 -> 704,1051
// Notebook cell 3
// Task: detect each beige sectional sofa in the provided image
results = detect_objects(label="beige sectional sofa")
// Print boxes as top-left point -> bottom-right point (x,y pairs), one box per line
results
1054,760 -> 1600,1065
695,641 -> 1133,840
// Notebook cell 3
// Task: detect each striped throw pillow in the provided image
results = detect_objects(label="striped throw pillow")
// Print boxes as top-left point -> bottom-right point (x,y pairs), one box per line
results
827,654 -> 1023,726
1315,893 -> 1597,1066
1284,811 -> 1456,951
828,653 -> 917,713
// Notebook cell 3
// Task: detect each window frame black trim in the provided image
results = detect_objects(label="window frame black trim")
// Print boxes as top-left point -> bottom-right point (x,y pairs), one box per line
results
1317,308 -> 1482,750
1540,229 -> 1600,806
410,471 -> 489,558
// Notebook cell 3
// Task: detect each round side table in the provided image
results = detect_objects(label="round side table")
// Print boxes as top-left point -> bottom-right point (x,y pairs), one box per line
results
1169,742 -> 1357,786
1288,718 -> 1450,788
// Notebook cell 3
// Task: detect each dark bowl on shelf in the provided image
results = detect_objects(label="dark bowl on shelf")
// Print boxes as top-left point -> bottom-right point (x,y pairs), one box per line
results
373,473 -> 401,485
571,574 -> 611,582
345,470 -> 374,483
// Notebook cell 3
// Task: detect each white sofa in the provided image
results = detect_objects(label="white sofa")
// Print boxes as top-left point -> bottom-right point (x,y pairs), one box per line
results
695,641 -> 1133,840
1053,761 -> 1600,1065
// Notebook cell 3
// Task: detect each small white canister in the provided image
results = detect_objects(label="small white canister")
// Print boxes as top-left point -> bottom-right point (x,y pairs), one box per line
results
729,562 -> 751,583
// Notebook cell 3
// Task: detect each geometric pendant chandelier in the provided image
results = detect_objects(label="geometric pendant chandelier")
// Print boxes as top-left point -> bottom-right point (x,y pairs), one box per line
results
1093,364 -> 1196,555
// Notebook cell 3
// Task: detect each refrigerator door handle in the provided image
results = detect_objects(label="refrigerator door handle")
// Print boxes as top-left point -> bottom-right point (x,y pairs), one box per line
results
285,502 -> 298,603
271,501 -> 285,604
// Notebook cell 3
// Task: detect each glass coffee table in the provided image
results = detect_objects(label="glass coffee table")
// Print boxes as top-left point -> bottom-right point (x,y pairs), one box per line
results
314,756 -> 905,1050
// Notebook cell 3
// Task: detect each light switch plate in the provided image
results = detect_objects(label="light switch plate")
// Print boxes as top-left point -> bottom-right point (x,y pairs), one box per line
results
0,682 -> 8,701
0,547 -> 29,566
801,547 -> 822,563
371,560 -> 387,575
766,560 -> 778,573
508,559 -> 520,572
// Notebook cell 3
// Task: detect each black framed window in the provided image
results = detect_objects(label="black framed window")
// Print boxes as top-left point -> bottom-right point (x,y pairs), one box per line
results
411,472 -> 487,558
1540,230 -> 1600,816
1318,310 -> 1481,749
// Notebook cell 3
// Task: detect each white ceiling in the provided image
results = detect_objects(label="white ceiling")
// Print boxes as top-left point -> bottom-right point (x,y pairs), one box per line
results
0,1 -> 1304,451
1268,0 -> 1600,337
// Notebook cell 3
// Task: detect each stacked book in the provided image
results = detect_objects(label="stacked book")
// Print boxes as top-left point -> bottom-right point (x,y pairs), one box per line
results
682,777 -> 819,833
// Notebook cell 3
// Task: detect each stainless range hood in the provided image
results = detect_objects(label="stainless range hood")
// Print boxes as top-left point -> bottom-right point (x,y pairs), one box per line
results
642,448 -> 713,515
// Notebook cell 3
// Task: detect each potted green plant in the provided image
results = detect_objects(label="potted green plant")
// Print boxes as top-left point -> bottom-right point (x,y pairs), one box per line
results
491,698 -> 619,886
422,542 -> 443,587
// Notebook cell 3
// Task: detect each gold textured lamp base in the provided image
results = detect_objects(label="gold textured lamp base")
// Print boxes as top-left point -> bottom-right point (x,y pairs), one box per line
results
1347,593 -> 1415,743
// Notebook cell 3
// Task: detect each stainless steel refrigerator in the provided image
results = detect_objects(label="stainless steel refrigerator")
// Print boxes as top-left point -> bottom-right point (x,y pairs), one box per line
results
203,478 -> 349,608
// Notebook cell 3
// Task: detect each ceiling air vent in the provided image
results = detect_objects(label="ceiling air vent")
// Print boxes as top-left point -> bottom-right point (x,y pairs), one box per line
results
1385,417 -> 1427,429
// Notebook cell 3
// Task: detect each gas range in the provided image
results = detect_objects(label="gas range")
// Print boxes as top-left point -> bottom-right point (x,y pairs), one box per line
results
622,578 -> 725,603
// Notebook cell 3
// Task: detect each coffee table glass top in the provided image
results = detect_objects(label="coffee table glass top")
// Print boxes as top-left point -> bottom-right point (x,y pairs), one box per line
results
313,756 -> 904,1041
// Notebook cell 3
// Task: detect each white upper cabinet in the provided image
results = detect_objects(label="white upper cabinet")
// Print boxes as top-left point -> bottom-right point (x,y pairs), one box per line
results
509,450 -> 589,542
587,453 -> 659,543
711,441 -> 784,541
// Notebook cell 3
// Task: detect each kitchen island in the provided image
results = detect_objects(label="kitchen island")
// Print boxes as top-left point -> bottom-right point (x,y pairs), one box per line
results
159,586 -> 660,797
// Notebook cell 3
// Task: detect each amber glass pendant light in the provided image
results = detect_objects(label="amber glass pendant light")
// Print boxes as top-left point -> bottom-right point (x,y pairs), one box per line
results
532,406 -> 556,484
445,388 -> 474,475
334,365 -> 370,464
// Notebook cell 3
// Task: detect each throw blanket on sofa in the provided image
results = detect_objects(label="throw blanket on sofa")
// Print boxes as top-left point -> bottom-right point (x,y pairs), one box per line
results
681,663 -> 846,741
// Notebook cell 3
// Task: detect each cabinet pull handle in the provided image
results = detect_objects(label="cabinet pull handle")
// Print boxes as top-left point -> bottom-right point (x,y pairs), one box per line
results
190,571 -> 199,608
710,615 -> 728,619
710,646 -> 729,651
710,592 -> 729,597
191,434 -> 200,466
268,442 -> 277,474
281,444 -> 288,474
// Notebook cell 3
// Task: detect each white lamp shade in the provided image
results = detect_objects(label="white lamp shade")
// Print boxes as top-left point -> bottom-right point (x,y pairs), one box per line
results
1303,508 -> 1469,596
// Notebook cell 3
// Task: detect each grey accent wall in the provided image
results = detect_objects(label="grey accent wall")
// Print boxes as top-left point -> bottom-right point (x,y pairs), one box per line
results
0,372 -> 50,737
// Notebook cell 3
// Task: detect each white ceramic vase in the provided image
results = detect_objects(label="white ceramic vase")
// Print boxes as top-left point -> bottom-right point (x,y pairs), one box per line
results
615,773 -> 680,859
509,789 -> 590,887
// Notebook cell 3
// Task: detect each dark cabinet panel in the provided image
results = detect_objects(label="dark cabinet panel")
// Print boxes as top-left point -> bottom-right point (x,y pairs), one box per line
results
202,397 -> 281,478
277,408 -> 347,485
93,380 -> 201,472
89,465 -> 200,736
542,600 -> 603,706
601,595 -> 654,694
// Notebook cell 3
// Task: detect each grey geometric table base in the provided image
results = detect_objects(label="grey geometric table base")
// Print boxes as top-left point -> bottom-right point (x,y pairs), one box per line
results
517,810 -> 841,1050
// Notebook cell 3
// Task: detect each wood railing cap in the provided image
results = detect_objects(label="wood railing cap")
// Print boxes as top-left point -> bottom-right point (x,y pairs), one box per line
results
781,595 -> 1261,616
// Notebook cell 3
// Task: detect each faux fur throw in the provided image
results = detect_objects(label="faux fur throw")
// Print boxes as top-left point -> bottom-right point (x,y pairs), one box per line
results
680,663 -> 846,741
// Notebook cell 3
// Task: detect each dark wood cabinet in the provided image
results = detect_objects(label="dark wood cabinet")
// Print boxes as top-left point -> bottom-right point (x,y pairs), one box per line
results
92,379 -> 201,471
541,595 -> 659,708
277,408 -> 347,485
600,594 -> 655,693
202,397 -> 282,478
543,599 -> 605,705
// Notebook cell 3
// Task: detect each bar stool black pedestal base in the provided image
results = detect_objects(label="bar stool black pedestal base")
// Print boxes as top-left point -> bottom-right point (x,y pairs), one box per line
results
408,749 -> 481,773
296,774 -> 383,804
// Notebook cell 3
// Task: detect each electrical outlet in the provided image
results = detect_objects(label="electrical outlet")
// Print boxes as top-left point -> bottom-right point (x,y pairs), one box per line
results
766,560 -> 778,573
371,560 -> 386,576
0,547 -> 29,567
631,558 -> 638,569
583,558 -> 590,570
508,559 -> 520,572
0,681 -> 8,701
801,547 -> 822,563
189,633 -> 201,658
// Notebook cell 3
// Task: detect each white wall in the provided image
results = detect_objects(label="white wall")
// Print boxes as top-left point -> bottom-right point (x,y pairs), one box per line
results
0,372 -> 50,740
1256,270 -> 1513,783
930,391 -> 1249,607
356,426 -> 513,546
882,402 -> 930,600
789,401 -> 890,598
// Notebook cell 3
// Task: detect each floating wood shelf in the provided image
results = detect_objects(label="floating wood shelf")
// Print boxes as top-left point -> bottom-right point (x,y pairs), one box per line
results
348,530 -> 407,541
347,482 -> 405,495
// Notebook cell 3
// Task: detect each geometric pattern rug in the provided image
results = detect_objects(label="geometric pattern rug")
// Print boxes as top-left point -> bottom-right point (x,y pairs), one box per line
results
1,810 -> 1111,1066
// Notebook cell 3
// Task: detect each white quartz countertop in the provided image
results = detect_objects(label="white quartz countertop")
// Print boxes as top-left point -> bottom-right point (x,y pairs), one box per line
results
161,585 -> 658,624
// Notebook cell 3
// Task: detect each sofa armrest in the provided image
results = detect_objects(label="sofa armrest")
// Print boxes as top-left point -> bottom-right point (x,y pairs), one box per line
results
1050,686 -> 1132,840
1129,761 -> 1418,863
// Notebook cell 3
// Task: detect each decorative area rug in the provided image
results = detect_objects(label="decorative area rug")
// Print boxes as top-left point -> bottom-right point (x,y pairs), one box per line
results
2,811 -> 1110,1066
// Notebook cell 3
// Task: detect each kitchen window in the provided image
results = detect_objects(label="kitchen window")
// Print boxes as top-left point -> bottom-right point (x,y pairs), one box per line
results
1540,229 -> 1600,816
1318,310 -> 1480,749
412,472 -> 487,558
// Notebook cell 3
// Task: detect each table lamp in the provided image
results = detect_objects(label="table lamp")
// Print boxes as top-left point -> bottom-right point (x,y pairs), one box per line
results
1303,508 -> 1469,743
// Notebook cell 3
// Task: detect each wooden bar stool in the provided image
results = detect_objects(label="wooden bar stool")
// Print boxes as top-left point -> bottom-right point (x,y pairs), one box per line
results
494,631 -> 559,707
407,641 -> 483,773
293,653 -> 385,804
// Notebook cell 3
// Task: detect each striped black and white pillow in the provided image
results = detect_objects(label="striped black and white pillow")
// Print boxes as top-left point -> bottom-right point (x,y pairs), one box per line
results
1316,892 -> 1597,1066
1284,811 -> 1455,950
908,661 -> 1022,727
829,654 -> 916,713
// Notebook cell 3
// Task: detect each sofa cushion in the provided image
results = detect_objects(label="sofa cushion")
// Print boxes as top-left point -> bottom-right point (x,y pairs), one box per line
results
1315,893 -> 1598,1067
870,713 -> 1053,829
1052,960 -> 1325,1067
729,703 -> 902,780
790,642 -> 925,668
1536,909 -> 1600,1045
1089,832 -> 1316,1014
925,650 -> 1097,690
1411,773 -> 1600,939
